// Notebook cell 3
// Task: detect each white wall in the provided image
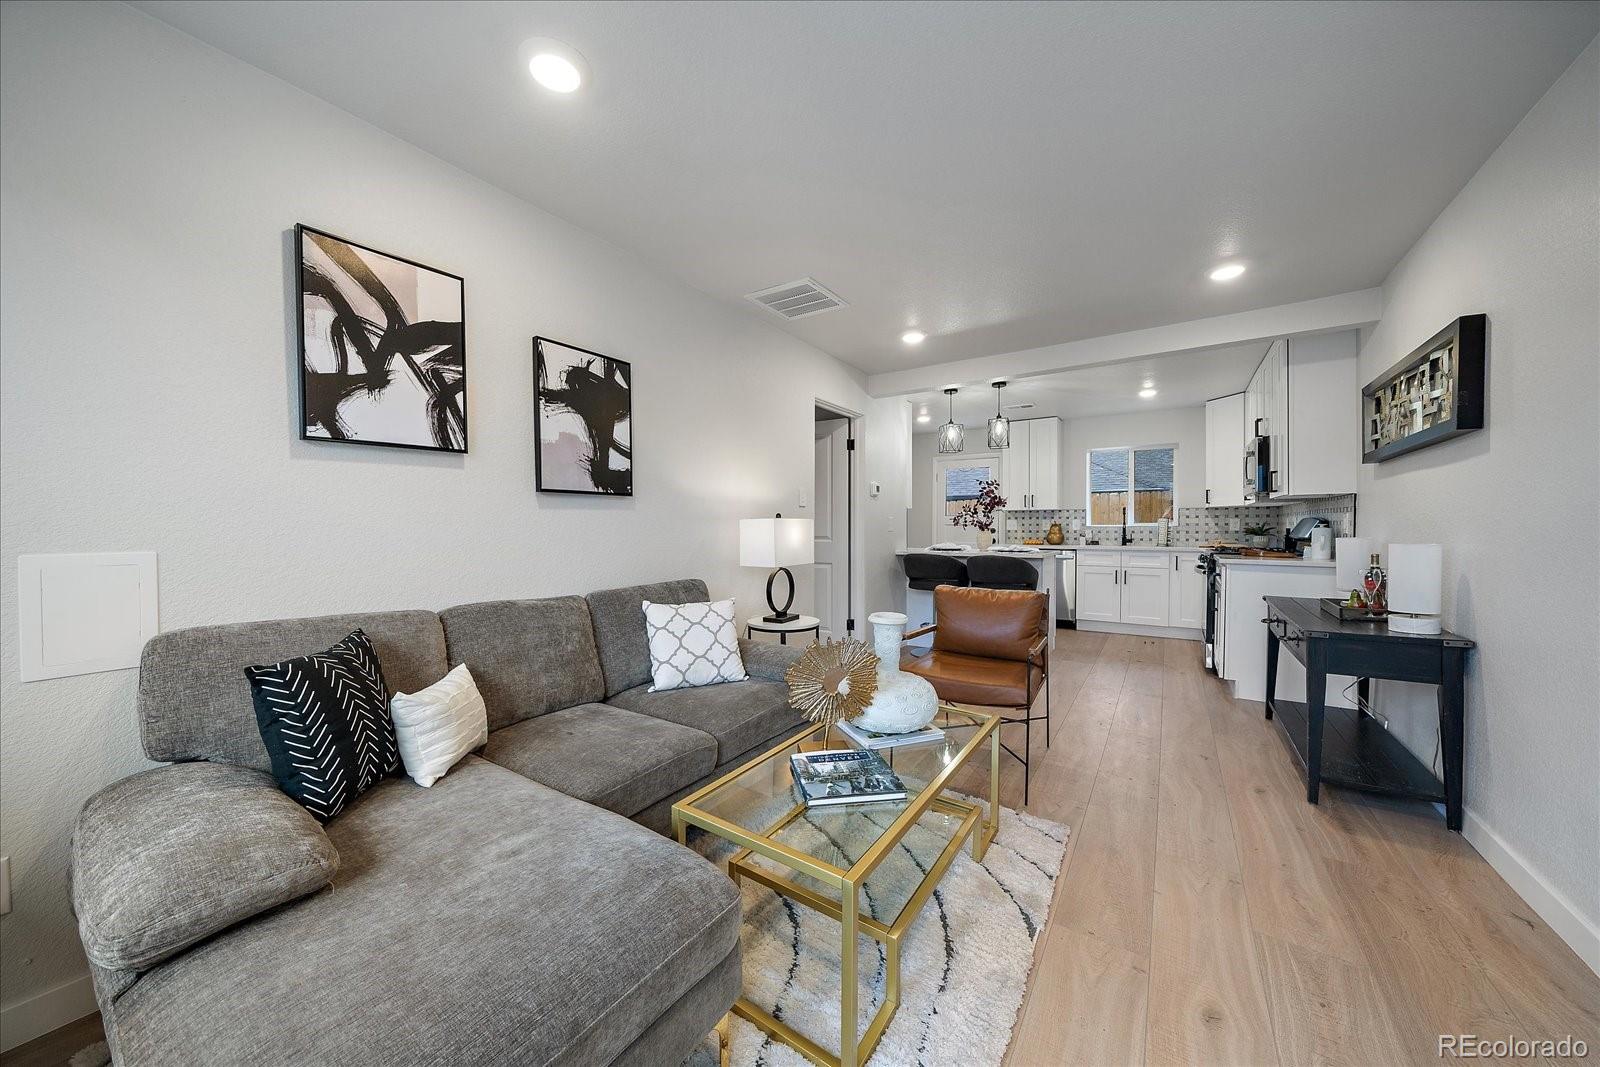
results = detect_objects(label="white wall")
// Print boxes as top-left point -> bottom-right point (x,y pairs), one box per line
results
1064,407 -> 1207,517
909,432 -> 938,547
1358,38 -> 1599,969
0,1 -> 902,1043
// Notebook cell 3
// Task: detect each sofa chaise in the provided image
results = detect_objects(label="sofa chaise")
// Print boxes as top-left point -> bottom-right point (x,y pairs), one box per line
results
71,579 -> 808,1066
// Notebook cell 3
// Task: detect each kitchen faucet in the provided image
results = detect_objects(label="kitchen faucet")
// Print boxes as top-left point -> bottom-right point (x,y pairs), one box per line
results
1120,524 -> 1132,546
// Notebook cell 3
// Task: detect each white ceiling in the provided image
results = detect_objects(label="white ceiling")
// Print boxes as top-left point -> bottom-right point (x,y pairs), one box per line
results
911,340 -> 1268,426
134,1 -> 1597,374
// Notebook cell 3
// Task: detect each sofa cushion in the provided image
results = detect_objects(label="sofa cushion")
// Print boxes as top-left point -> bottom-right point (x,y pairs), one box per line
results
389,664 -> 489,788
608,678 -> 806,762
481,703 -> 715,817
439,596 -> 605,730
105,757 -> 741,1067
586,579 -> 708,697
643,598 -> 746,691
73,762 -> 339,973
140,610 -> 447,771
246,629 -> 402,822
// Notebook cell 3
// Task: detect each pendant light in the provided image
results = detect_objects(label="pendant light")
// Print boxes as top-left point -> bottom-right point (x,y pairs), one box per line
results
987,380 -> 1011,449
937,388 -> 964,454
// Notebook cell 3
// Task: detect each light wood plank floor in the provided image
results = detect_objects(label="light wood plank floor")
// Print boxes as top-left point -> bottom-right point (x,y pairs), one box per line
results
954,628 -> 1600,1067
7,629 -> 1596,1067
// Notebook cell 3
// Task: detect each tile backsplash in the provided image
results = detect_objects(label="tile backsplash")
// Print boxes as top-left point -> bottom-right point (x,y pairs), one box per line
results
1003,494 -> 1357,546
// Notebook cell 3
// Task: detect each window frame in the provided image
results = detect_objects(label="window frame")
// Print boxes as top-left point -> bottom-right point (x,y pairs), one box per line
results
1085,444 -> 1178,526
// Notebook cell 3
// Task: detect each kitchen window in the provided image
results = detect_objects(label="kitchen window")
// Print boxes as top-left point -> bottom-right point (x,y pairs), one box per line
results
1087,446 -> 1175,525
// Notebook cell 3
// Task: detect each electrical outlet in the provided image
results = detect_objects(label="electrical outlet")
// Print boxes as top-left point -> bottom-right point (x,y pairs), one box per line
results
1,855 -> 11,915
797,490 -> 809,510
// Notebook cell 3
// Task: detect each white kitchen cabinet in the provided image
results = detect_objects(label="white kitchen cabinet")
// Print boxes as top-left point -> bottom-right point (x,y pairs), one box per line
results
1170,551 -> 1205,629
1242,332 -> 1359,500
1204,392 -> 1246,506
1121,565 -> 1169,626
1001,417 -> 1061,510
1075,552 -> 1122,622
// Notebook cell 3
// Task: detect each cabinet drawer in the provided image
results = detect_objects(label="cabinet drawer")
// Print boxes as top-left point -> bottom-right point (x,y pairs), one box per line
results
1121,551 -> 1169,569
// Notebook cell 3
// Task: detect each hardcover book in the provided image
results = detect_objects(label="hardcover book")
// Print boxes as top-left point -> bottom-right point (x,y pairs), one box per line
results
837,720 -> 946,751
789,748 -> 908,807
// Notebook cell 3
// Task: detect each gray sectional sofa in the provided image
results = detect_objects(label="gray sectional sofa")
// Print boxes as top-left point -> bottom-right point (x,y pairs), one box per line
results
71,578 -> 808,1066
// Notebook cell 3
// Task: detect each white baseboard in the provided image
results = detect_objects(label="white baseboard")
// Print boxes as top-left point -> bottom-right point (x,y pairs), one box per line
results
1075,621 -> 1201,641
0,972 -> 96,1053
1462,808 -> 1600,977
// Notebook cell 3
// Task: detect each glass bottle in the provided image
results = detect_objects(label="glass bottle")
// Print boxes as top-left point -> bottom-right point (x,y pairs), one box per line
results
1362,553 -> 1388,616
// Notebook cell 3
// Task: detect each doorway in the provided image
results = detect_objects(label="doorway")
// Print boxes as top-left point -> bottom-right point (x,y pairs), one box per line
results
813,404 -> 855,642
933,452 -> 1000,545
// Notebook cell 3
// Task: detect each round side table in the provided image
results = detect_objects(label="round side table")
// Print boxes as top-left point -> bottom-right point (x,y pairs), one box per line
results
744,614 -> 821,645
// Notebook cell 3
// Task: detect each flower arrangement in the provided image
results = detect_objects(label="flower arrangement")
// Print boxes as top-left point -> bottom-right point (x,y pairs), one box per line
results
951,479 -> 1007,533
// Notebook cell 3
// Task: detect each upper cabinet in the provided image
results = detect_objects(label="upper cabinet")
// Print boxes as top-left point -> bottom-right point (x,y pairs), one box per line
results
1242,332 -> 1359,500
1204,392 -> 1246,507
1001,416 -> 1061,510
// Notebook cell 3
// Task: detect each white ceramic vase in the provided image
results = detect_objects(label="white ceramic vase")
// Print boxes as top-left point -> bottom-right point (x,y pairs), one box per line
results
849,612 -> 939,734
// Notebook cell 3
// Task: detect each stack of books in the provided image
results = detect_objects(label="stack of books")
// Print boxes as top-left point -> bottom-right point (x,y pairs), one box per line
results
836,720 -> 945,751
790,749 -> 908,808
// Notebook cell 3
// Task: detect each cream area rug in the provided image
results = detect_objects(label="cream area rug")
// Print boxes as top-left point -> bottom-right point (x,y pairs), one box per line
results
685,799 -> 1069,1067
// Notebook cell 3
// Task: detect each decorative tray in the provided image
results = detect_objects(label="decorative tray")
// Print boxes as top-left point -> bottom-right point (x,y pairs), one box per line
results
1319,598 -> 1387,622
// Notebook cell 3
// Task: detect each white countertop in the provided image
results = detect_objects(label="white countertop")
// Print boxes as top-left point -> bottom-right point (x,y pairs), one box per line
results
1215,555 -> 1335,569
1068,545 -> 1203,553
896,547 -> 1051,559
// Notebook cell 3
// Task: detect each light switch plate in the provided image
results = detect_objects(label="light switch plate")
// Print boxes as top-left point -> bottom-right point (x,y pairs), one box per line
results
17,552 -> 158,682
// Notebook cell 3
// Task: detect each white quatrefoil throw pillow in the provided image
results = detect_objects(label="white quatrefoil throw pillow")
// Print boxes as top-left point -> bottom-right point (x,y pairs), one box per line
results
643,598 -> 747,692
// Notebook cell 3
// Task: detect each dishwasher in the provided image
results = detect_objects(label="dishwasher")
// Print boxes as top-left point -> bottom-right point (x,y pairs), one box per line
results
1055,551 -> 1076,625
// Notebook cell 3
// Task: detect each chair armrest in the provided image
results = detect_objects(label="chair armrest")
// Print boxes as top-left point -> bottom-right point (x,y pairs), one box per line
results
739,638 -> 807,682
1027,634 -> 1050,667
903,625 -> 938,641
72,762 -> 338,973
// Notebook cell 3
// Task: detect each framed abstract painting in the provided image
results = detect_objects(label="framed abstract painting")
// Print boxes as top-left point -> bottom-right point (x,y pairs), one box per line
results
296,224 -> 467,452
533,337 -> 633,495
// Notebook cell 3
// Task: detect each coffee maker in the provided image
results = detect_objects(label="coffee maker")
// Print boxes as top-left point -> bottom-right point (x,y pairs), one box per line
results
1285,516 -> 1331,558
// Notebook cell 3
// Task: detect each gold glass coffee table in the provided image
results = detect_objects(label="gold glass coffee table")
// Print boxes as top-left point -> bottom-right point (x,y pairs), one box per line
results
671,706 -> 1000,1067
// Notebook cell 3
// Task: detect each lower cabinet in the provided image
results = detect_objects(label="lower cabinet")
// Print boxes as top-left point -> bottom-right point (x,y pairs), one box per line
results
1076,558 -> 1122,623
1120,565 -> 1170,626
1075,550 -> 1203,631
1170,551 -> 1205,629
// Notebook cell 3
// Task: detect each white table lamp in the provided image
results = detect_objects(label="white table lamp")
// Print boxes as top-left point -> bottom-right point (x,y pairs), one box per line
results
1387,543 -> 1443,634
740,514 -> 814,623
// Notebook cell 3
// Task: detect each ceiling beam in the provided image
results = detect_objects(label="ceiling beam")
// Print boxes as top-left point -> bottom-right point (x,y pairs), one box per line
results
866,288 -> 1382,397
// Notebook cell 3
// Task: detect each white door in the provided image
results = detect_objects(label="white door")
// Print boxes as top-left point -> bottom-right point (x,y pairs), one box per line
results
934,454 -> 1000,544
1076,563 -> 1122,623
1170,552 -> 1205,629
814,419 -> 851,641
1121,565 -> 1170,626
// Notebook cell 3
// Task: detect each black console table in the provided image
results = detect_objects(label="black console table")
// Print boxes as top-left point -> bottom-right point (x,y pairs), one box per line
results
1262,596 -> 1474,831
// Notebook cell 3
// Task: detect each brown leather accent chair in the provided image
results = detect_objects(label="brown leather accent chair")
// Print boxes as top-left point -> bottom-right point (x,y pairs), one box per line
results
901,586 -> 1051,803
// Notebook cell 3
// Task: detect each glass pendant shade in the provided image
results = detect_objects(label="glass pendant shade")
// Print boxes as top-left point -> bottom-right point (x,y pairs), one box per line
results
937,388 -> 964,454
987,381 -> 1010,448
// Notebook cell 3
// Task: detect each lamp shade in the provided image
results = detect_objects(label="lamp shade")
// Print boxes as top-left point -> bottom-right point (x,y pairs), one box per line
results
1387,543 -> 1442,615
1335,537 -> 1373,591
739,517 -> 814,568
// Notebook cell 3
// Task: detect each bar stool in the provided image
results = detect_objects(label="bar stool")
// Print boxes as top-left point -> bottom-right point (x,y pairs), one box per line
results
966,554 -> 1038,591
902,553 -> 969,590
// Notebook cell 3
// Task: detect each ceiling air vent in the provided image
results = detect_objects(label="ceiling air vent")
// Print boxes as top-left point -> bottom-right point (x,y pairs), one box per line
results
1005,402 -> 1036,411
745,278 -> 848,320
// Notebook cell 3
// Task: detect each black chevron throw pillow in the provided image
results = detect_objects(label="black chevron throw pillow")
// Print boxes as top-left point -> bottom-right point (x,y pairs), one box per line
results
245,629 -> 401,822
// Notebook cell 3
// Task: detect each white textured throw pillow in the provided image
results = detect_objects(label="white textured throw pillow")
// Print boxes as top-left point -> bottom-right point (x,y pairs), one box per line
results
388,664 -> 489,788
643,598 -> 747,692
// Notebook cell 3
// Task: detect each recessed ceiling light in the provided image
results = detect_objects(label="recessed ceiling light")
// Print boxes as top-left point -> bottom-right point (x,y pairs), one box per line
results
901,330 -> 926,345
1209,263 -> 1246,282
522,38 -> 588,93
1141,379 -> 1154,390
916,414 -> 930,423
1139,388 -> 1158,399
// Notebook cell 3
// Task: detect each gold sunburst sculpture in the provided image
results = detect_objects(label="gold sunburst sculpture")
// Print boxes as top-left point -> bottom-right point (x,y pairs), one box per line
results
784,638 -> 879,730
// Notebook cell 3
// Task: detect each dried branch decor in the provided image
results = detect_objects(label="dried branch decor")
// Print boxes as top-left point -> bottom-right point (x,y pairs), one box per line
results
784,639 -> 879,728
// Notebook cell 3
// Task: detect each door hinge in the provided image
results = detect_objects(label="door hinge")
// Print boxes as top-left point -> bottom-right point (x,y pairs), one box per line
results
846,438 -> 856,451
846,617 -> 855,631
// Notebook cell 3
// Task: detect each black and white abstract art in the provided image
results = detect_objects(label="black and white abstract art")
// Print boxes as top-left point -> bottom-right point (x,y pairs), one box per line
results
533,337 -> 633,495
296,225 -> 466,452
